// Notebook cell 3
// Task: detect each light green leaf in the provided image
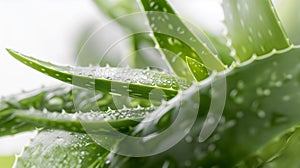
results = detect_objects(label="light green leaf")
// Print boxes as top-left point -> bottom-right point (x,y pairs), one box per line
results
0,86 -> 113,137
223,0 -> 290,62
0,85 -> 155,136
6,49 -> 190,100
15,130 -> 110,168
237,125 -> 300,167
12,106 -> 154,133
186,57 -> 209,81
140,0 -> 225,81
110,47 -> 300,167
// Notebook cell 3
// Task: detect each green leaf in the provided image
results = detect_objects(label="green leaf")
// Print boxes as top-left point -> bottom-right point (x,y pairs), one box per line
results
0,86 -> 112,136
11,106 -> 154,133
263,127 -> 300,167
186,57 -> 209,81
0,85 -> 156,136
15,130 -> 110,168
140,0 -> 225,81
109,47 -> 300,167
223,0 -> 290,62
205,33 -> 234,66
237,125 -> 300,167
6,49 -> 190,100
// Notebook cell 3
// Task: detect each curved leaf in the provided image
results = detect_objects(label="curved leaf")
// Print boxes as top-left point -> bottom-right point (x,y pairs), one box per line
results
140,0 -> 225,81
109,47 -> 300,167
15,130 -> 110,168
12,106 -> 154,133
238,125 -> 300,167
223,0 -> 290,62
6,49 -> 190,100
0,85 -> 156,136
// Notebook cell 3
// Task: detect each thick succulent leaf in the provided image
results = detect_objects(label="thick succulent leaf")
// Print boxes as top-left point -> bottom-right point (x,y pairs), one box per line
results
263,126 -> 300,167
0,85 -> 155,136
0,86 -> 66,137
140,0 -> 225,81
205,33 -> 234,66
108,47 -> 300,167
186,57 -> 209,81
238,125 -> 300,167
7,49 -> 190,100
12,106 -> 154,133
0,86 -> 111,137
15,130 -> 110,168
223,0 -> 290,62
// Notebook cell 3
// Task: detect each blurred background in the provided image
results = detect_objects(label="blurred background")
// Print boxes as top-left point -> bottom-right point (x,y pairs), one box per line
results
0,0 -> 293,167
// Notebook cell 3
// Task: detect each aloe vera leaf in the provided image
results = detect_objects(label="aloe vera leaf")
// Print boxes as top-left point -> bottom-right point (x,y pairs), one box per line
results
0,85 -> 155,136
222,0 -> 290,62
15,130 -> 110,168
0,87 -> 61,136
11,106 -> 154,133
194,47 -> 300,167
140,0 -> 225,81
109,47 -> 300,167
186,57 -> 209,81
0,86 -> 114,137
262,127 -> 300,167
237,126 -> 300,167
6,49 -> 190,100
275,0 -> 300,44
205,33 -> 234,66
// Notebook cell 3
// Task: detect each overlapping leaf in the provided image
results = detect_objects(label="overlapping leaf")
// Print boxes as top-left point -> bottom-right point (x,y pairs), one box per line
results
0,85 -> 154,136
15,130 -> 110,168
223,0 -> 290,62
108,47 -> 300,167
7,49 -> 190,100
140,0 -> 225,81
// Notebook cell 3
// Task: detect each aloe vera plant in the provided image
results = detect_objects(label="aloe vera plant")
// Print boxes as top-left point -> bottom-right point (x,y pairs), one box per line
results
2,0 -> 300,167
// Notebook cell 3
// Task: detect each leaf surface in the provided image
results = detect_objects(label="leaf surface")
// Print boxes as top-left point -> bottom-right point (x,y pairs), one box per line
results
223,0 -> 290,62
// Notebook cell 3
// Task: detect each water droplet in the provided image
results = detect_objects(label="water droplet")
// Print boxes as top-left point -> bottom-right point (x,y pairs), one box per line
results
47,97 -> 64,109
162,161 -> 170,168
230,89 -> 238,97
208,144 -> 216,152
274,81 -> 282,87
236,111 -> 244,118
282,95 -> 291,101
234,96 -> 244,104
185,135 -> 193,143
257,110 -> 266,118
237,80 -> 245,90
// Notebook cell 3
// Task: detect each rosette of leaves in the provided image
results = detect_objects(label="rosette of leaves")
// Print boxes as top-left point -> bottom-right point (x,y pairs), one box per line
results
2,0 -> 300,167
